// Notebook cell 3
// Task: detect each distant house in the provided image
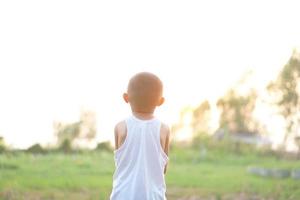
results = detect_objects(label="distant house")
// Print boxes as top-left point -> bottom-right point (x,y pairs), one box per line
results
213,129 -> 272,146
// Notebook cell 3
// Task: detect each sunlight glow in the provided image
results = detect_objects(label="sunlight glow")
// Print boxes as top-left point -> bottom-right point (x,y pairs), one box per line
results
0,0 -> 300,148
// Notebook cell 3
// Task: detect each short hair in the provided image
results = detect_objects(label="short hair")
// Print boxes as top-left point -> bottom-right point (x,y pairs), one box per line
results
127,72 -> 163,110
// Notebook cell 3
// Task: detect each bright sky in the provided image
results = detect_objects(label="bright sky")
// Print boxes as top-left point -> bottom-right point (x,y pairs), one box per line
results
0,0 -> 300,149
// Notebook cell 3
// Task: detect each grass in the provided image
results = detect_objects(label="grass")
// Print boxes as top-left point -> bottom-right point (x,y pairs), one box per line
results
0,147 -> 300,200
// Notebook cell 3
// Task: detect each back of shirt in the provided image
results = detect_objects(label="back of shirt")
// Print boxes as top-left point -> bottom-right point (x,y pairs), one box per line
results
110,115 -> 169,200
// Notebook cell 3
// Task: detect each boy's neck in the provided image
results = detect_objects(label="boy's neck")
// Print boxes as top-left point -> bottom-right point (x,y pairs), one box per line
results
132,111 -> 155,120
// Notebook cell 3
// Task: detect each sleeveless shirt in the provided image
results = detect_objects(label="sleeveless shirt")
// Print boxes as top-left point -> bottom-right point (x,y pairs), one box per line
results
110,115 -> 169,200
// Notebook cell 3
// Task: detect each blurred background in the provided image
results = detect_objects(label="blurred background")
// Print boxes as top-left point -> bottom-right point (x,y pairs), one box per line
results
0,0 -> 300,199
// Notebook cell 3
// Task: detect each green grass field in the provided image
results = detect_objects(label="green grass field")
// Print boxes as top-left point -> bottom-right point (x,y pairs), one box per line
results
0,147 -> 300,200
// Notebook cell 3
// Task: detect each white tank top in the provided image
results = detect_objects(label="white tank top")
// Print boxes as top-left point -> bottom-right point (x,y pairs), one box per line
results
110,115 -> 169,200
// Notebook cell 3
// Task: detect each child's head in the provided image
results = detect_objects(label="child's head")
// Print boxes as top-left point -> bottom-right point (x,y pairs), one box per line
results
123,72 -> 164,113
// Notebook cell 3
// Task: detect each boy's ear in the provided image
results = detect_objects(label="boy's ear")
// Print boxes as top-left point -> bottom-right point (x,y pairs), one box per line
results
123,93 -> 129,103
157,97 -> 165,106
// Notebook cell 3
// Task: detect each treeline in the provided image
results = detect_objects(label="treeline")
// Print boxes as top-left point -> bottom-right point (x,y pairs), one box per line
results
172,49 -> 300,153
0,109 -> 113,154
0,139 -> 112,154
1,50 -> 299,155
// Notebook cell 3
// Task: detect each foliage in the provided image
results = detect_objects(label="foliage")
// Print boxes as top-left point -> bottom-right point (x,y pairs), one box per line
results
0,136 -> 5,153
79,110 -> 97,141
26,143 -> 45,154
170,106 -> 193,137
192,100 -> 211,136
53,110 -> 97,148
217,88 -> 258,134
268,50 -> 300,144
95,142 -> 112,152
58,139 -> 72,153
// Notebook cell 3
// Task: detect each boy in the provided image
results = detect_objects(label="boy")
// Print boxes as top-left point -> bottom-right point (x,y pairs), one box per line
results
110,72 -> 170,200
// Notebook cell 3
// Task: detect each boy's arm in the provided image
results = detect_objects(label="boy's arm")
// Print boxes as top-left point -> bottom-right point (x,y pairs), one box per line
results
164,129 -> 170,174
114,124 -> 119,150
161,123 -> 170,174
114,121 -> 127,150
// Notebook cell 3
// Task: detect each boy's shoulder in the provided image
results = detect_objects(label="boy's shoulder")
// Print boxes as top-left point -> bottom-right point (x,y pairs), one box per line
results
160,121 -> 170,137
115,120 -> 126,127
114,120 -> 126,136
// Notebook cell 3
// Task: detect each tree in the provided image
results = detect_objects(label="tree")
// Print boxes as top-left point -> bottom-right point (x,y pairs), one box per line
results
53,121 -> 81,147
0,136 -> 5,153
53,110 -> 97,149
170,106 -> 194,141
217,88 -> 258,134
26,143 -> 45,154
58,139 -> 72,153
192,100 -> 211,135
268,50 -> 300,145
95,141 -> 112,151
78,110 -> 97,141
